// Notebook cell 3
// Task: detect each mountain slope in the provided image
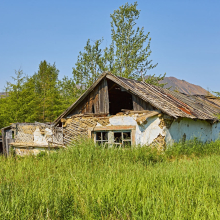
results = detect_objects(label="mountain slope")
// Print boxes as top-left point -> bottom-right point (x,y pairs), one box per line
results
160,77 -> 210,95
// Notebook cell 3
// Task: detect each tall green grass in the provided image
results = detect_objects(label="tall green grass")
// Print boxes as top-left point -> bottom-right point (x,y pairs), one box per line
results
0,139 -> 220,219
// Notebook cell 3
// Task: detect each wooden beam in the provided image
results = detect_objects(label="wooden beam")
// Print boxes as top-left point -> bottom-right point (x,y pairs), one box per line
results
89,125 -> 136,131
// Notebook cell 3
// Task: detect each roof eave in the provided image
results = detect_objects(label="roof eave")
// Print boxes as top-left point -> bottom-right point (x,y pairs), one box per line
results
53,72 -> 109,125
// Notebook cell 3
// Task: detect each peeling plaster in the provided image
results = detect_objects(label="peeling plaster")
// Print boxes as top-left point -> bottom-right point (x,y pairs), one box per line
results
34,127 -> 50,145
102,115 -> 220,147
96,122 -> 103,127
108,115 -> 164,146
136,117 -> 164,146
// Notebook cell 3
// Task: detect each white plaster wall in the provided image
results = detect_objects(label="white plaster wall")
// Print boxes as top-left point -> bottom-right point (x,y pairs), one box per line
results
135,117 -> 164,145
34,126 -> 52,145
101,115 -> 220,146
166,118 -> 220,145
212,122 -> 220,141
108,115 -> 164,145
109,116 -> 137,126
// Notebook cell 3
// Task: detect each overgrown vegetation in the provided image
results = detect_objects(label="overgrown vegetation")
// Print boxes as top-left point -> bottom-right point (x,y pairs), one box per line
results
1,139 -> 220,219
0,61 -> 80,129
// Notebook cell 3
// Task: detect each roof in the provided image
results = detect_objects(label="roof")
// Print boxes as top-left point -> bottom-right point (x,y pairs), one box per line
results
54,72 -> 220,125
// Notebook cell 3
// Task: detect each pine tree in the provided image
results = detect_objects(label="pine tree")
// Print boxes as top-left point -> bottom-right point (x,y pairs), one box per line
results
4,69 -> 27,123
33,60 -> 61,122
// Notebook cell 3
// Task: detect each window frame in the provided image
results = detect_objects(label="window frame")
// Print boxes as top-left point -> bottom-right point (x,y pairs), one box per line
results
88,125 -> 136,147
95,131 -> 108,147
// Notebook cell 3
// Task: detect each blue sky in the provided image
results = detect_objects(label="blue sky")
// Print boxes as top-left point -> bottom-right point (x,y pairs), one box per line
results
0,0 -> 219,92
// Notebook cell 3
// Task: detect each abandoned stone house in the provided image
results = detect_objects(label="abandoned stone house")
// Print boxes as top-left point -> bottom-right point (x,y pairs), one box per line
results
1,72 -> 220,156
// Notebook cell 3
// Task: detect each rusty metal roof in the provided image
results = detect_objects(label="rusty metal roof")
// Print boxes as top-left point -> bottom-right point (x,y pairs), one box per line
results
54,72 -> 220,124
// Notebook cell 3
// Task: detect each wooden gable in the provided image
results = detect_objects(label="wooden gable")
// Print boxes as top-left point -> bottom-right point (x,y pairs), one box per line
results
68,78 -> 109,116
55,73 -> 157,125
67,77 -> 155,117
132,95 -> 154,111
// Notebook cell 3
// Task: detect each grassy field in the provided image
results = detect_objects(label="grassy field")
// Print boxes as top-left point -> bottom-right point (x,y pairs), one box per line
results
1,140 -> 220,219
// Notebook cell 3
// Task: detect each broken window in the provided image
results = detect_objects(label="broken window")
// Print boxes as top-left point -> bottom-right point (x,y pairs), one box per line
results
95,131 -> 108,147
113,131 -> 131,147
94,130 -> 132,148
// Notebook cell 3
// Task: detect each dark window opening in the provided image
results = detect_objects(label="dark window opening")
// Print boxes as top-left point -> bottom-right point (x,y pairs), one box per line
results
114,131 -> 131,148
92,104 -> 95,114
95,131 -> 108,146
107,79 -> 133,115
123,132 -> 131,139
114,132 -> 122,143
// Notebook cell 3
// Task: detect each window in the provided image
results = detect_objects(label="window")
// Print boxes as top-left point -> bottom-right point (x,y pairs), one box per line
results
94,130 -> 131,147
89,125 -> 135,147
95,131 -> 108,147
114,131 -> 131,147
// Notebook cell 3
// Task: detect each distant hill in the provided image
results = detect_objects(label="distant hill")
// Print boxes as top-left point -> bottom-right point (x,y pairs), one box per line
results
160,77 -> 210,95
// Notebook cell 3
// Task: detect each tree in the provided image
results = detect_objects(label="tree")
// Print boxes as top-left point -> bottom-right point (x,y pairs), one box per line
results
213,92 -> 220,97
110,2 -> 157,79
58,76 -> 80,110
144,73 -> 167,87
73,39 -> 108,89
0,61 -> 78,129
33,60 -> 62,122
0,69 -> 37,128
3,69 -> 28,123
73,2 -> 161,89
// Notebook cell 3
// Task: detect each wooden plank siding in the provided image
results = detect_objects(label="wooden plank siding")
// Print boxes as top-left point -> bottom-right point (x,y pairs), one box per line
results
99,78 -> 109,113
93,85 -> 99,113
132,95 -> 154,111
69,78 -> 109,116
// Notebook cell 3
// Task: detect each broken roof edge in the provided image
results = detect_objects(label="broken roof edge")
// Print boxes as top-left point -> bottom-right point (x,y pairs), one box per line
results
106,74 -> 179,119
54,72 -> 179,126
53,72 -> 109,125
53,72 -> 219,125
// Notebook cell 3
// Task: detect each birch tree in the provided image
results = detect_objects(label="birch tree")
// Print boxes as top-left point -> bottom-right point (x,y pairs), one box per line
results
72,2 -> 160,88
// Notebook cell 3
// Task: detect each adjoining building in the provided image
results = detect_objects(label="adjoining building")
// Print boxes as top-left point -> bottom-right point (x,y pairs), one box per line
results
1,123 -> 63,156
2,72 -> 220,155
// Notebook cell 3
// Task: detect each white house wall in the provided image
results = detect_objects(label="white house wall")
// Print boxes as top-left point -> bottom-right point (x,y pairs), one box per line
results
96,115 -> 220,146
166,118 -> 220,145
107,115 -> 164,145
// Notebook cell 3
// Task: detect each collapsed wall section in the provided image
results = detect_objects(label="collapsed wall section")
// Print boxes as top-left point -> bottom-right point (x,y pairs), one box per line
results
62,111 -> 165,147
62,116 -> 110,146
7,123 -> 64,156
